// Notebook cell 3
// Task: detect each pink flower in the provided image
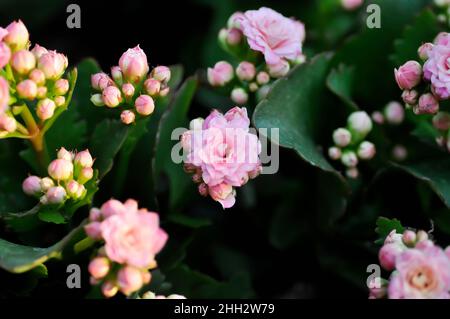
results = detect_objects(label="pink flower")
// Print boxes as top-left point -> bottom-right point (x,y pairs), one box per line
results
11,49 -> 35,75
394,60 -> 422,90
238,7 -> 305,65
388,245 -> 450,299
119,45 -> 149,83
38,50 -> 68,80
4,20 -> 29,51
16,79 -> 37,100
88,257 -> 110,279
135,94 -> 155,116
102,86 -> 122,108
207,61 -> 234,87
423,35 -> 450,99
0,76 -> 9,114
91,73 -> 114,91
415,93 -> 439,115
208,183 -> 236,209
117,266 -> 144,295
0,42 -> 11,69
99,200 -> 168,268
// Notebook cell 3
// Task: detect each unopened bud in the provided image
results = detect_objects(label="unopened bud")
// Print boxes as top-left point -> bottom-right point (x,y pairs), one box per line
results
91,73 -> 114,91
151,66 -> 171,84
36,86 -> 47,99
57,147 -> 73,161
0,114 -> 16,132
74,150 -> 93,168
347,111 -> 373,137
120,110 -> 135,125
29,69 -> 46,85
88,257 -> 110,280
102,86 -> 122,108
207,61 -> 234,87
31,44 -> 48,60
236,61 -> 256,81
4,20 -> 29,51
392,144 -> 408,161
332,128 -> 351,147
117,266 -> 144,296
46,186 -> 66,204
394,60 -> 422,90
48,158 -> 73,181
230,87 -> 248,105
17,79 -> 38,100
341,151 -> 358,168
328,146 -> 342,160
54,96 -> 65,107
267,60 -> 290,78
432,112 -> 450,131
401,89 -> 418,106
22,176 -> 42,196
54,79 -> 69,95
346,167 -> 359,179
101,281 -> 119,298
40,177 -> 54,191
415,93 -> 439,115
357,141 -> 376,160
256,71 -> 270,85
11,49 -> 36,74
135,94 -> 155,116
371,111 -> 385,125
144,78 -> 161,96
384,101 -> 404,125
78,167 -> 94,184
418,42 -> 433,61
90,94 -> 104,107
226,28 -> 242,45
189,117 -> 204,130
111,66 -> 123,85
66,180 -> 81,198
36,98 -> 56,120
402,230 -> 417,246
121,83 -> 135,98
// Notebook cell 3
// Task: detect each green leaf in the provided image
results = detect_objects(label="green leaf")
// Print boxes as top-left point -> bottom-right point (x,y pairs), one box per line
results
375,216 -> 405,244
0,221 -> 86,273
326,65 -> 358,111
38,208 -> 65,224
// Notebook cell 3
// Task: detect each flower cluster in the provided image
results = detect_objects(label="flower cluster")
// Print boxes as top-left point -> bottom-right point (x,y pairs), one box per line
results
22,148 -> 94,205
84,199 -> 168,298
207,7 -> 305,105
90,46 -> 171,125
0,20 -> 71,136
328,111 -> 376,178
371,228 -> 450,299
181,107 -> 262,209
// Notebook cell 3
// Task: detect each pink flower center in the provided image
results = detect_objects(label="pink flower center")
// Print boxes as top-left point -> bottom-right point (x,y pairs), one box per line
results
407,266 -> 437,292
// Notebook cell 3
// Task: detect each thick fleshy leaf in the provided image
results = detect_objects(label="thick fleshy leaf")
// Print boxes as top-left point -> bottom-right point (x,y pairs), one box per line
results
326,65 -> 358,111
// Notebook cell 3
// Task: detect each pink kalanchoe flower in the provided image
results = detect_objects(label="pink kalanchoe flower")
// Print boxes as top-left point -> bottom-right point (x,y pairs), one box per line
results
4,20 -> 29,51
238,7 -> 305,65
415,93 -> 439,115
36,98 -> 56,120
31,44 -> 48,60
388,245 -> 450,299
38,50 -> 68,80
207,61 -> 234,87
0,42 -> 11,69
119,45 -> 149,83
91,73 -> 114,91
17,79 -> 37,100
102,86 -> 122,108
423,34 -> 450,99
208,183 -> 236,209
11,49 -> 36,75
117,266 -> 144,296
0,76 -> 9,114
135,94 -> 155,116
394,60 -> 422,90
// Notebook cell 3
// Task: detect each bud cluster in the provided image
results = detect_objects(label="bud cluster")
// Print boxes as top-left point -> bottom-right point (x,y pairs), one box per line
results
328,111 -> 376,179
0,20 -> 71,136
22,148 -> 94,205
84,199 -> 168,298
207,8 -> 306,105
371,227 -> 450,299
90,45 -> 171,125
371,101 -> 405,126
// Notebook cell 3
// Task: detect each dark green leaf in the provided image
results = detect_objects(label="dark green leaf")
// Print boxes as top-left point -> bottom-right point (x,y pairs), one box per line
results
375,216 -> 405,244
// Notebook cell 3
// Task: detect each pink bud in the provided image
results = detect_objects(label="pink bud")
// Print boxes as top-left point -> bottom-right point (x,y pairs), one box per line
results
88,257 -> 110,280
392,144 -> 407,161
209,183 -> 236,209
57,147 -> 73,161
401,89 -> 418,105
11,49 -> 36,74
66,180 -> 81,198
371,111 -> 385,125
402,230 -> 417,246
54,79 -> 69,95
432,112 -> 450,131
348,111 -> 373,136
159,87 -> 170,97
418,42 -> 433,61
117,266 -> 144,296
89,208 -> 102,221
378,243 -> 403,271
102,86 -> 122,108
267,60 -> 290,78
74,150 -> 93,168
111,66 -> 123,84
48,158 -> 73,181
16,79 -> 37,100
31,44 -> 48,60
29,69 -> 46,85
79,167 -> 94,184
151,66 -> 171,84
346,167 -> 359,179
4,20 -> 29,51
192,173 -> 202,183
357,141 -> 376,160
341,151 -> 358,168
91,73 -> 114,91
36,86 -> 47,99
228,12 -> 245,30
37,98 -> 56,120
207,61 -> 234,87
22,176 -> 42,195
54,96 -> 65,107
415,239 -> 434,250
121,83 -> 135,98
75,184 -> 86,199
119,45 -> 149,83
333,128 -> 352,147
0,77 -> 8,113
256,71 -> 270,85
394,61 -> 422,90
416,230 -> 428,242
226,28 -> 242,45
236,61 -> 256,81
198,183 -> 208,197
230,87 -> 248,105
144,78 -> 161,96
101,281 -> 118,298
384,101 -> 404,125
135,94 -> 155,116
0,114 -> 16,132
46,186 -> 66,204
40,177 -> 54,191
38,50 -> 67,80
84,222 -> 102,240
120,110 -> 135,125
341,0 -> 363,10
0,42 -> 11,69
142,271 -> 152,284
415,93 -> 439,115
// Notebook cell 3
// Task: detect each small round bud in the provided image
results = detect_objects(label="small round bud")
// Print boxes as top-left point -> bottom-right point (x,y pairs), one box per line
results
17,80 -> 38,103
401,89 -> 418,106
54,79 -> 69,95
11,50 -> 36,74
75,184 -> 86,199
40,177 -> 54,191
66,180 -> 81,198
46,186 -> 67,204
54,96 -> 65,107
89,208 -> 102,221
121,83 -> 135,98
120,110 -> 135,125
48,158 -> 73,181
111,66 -> 123,85
392,144 -> 407,161
159,87 -> 170,97
117,266 -> 144,296
90,94 -> 104,107
249,82 -> 259,92
384,101 -> 404,125
101,281 -> 119,298
22,176 -> 42,196
416,230 -> 428,242
415,93 -> 439,115
57,147 -> 73,161
394,60 -> 422,90
256,71 -> 270,85
402,230 -> 417,246
267,60 -> 290,78
357,141 -> 376,160
144,78 -> 161,96
236,61 -> 256,81
36,98 -> 56,120
328,146 -> 342,160
341,151 -> 358,168
207,61 -> 234,87
230,87 -> 248,105
135,94 -> 155,116
347,111 -> 373,136
332,128 -> 351,147
84,222 -> 102,240
151,66 -> 171,84
371,111 -> 385,125
29,69 -> 46,85
119,45 -> 149,83
78,167 -> 94,184
38,50 -> 68,80
346,167 -> 359,179
189,117 -> 204,130
0,114 -> 17,132
36,86 -> 47,99
4,20 -> 29,51
74,150 -> 93,168
91,73 -> 114,91
379,243 -> 404,271
102,86 -> 122,108
198,183 -> 208,197
226,28 -> 242,45
88,257 -> 110,280
418,42 -> 433,61
31,44 -> 48,60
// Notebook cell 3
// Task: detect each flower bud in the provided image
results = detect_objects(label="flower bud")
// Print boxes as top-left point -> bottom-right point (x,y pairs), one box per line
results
159,87 -> 170,97
227,12 -> 245,29
54,96 -> 65,107
256,71 -> 270,85
249,82 -> 258,92
31,44 -> 48,60
394,60 -> 422,90
66,180 -> 81,198
0,42 -> 11,69
328,146 -> 342,160
101,281 -> 119,298
209,183 -> 236,209
40,177 -> 54,191
48,158 -> 73,181
29,69 -> 46,85
75,184 -> 86,199
378,243 -> 404,271
384,229 -> 403,245
111,66 -> 123,85
418,42 -> 433,61
84,222 -> 102,240
371,111 -> 385,125
90,94 -> 104,107
346,167 -> 359,179
88,257 -> 110,280
37,98 -> 56,120
226,28 -> 242,45
332,128 -> 351,147
401,89 -> 418,105
78,167 -> 94,184
347,111 -> 373,137
151,66 -> 171,84
392,144 -> 407,161
432,112 -> 450,131
384,101 -> 404,125
46,186 -> 67,204
236,61 -> 256,81
144,78 -> 161,96
120,110 -> 135,125
117,266 -> 144,296
16,80 -> 37,100
341,150 -> 358,168
102,86 -> 122,108
357,141 -> 376,160
207,61 -> 234,87
415,93 -> 439,115
0,114 -> 16,132
38,50 -> 67,80
54,79 -> 69,95
91,73 -> 114,91
341,0 -> 363,10
135,94 -> 155,116
36,86 -> 47,99
267,60 -> 290,78
4,20 -> 29,51
89,208 -> 101,221
22,176 -> 42,196
231,87 -> 248,105
57,147 -> 73,161
74,150 -> 93,168
198,183 -> 208,197
416,230 -> 428,242
192,173 -> 202,183
189,117 -> 204,130
402,230 -> 417,246
119,45 -> 149,83
121,83 -> 135,98
11,50 -> 36,74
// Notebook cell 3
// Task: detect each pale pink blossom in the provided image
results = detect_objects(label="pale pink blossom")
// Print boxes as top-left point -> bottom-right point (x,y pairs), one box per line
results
394,60 -> 422,90
16,79 -> 37,100
423,34 -> 450,99
102,86 -> 122,108
119,45 -> 149,83
38,50 -> 67,80
4,20 -> 29,51
207,61 -> 234,87
135,94 -> 154,116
